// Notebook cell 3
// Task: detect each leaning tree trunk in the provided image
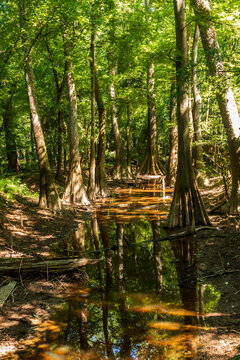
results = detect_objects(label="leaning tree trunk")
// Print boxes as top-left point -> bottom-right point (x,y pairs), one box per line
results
140,63 -> 165,176
191,24 -> 204,187
191,0 -> 240,214
88,31 -> 96,200
62,24 -> 89,205
95,70 -> 109,197
19,1 -> 60,210
166,0 -> 210,229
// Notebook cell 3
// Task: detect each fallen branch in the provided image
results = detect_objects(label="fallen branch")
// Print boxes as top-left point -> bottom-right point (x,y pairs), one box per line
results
0,257 -> 102,274
201,269 -> 240,279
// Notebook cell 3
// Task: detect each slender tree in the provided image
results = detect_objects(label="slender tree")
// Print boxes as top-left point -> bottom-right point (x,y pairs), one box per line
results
140,0 -> 165,176
62,21 -> 89,205
18,0 -> 60,210
166,79 -> 177,187
44,39 -> 67,182
88,30 -> 96,200
166,0 -> 210,228
108,49 -> 131,180
191,24 -> 204,187
191,0 -> 240,214
95,70 -> 110,197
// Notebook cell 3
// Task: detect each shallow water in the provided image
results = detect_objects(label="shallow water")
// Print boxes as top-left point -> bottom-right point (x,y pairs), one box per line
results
17,181 -> 221,359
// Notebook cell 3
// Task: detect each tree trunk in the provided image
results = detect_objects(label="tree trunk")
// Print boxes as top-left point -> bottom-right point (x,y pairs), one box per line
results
44,39 -> 66,182
18,1 -> 60,210
166,80 -> 177,187
88,32 -> 96,200
166,0 -> 210,229
62,24 -> 89,205
95,71 -> 110,197
140,63 -> 165,176
126,100 -> 131,174
108,51 -> 131,180
191,0 -> 240,214
191,24 -> 204,187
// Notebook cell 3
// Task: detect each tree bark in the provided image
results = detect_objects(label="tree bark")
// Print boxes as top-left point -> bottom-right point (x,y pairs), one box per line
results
18,1 -> 60,210
166,0 -> 210,229
62,24 -> 89,205
95,71 -> 110,197
191,24 -> 204,187
191,0 -> 240,214
45,42 -> 66,181
108,51 -> 131,180
44,39 -> 67,182
88,31 -> 96,200
140,63 -> 165,176
166,80 -> 177,187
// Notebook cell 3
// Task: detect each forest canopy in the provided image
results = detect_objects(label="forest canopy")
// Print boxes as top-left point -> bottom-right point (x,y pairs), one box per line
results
0,0 -> 240,224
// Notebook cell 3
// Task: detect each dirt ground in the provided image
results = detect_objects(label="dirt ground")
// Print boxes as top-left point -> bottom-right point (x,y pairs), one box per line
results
0,186 -> 240,360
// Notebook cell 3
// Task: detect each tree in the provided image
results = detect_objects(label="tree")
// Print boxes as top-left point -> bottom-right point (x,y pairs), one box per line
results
166,0 -> 210,229
166,79 -> 177,187
87,30 -> 96,200
62,21 -> 89,205
140,0 -> 165,176
18,0 -> 60,210
191,0 -> 240,214
191,24 -> 204,187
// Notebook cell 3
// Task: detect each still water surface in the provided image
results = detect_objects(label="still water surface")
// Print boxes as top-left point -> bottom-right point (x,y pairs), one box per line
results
18,181 -> 220,359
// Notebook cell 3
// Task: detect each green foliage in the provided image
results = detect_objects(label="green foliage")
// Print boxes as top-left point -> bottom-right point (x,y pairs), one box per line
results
203,284 -> 221,313
0,176 -> 37,200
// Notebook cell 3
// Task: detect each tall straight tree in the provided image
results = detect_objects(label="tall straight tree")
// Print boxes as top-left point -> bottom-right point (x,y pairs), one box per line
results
140,0 -> 165,176
191,0 -> 240,214
18,0 -> 60,210
108,49 -> 131,180
87,30 -> 96,200
95,70 -> 109,197
62,21 -> 89,205
166,79 -> 177,187
166,0 -> 210,228
191,24 -> 204,187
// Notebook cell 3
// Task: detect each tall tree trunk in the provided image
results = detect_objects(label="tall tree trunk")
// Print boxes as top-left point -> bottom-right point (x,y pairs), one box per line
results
192,24 -> 204,187
88,32 -> 96,200
62,24 -> 89,205
141,0 -> 165,176
18,1 -> 60,210
45,39 -> 66,181
140,63 -> 165,176
108,51 -> 131,180
126,100 -> 131,174
191,0 -> 240,214
166,79 -> 178,187
95,70 -> 109,197
166,0 -> 210,229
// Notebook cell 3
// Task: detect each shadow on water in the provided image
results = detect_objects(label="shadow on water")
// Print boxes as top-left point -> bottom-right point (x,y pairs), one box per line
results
13,180 -> 221,359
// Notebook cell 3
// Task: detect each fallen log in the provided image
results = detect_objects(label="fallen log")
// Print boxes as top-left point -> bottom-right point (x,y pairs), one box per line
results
0,257 -> 102,274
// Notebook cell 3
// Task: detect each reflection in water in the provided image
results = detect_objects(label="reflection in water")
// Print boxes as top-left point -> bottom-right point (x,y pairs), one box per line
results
12,181 -> 221,359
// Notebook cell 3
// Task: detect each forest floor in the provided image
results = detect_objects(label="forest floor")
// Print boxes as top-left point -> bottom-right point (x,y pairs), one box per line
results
0,181 -> 240,360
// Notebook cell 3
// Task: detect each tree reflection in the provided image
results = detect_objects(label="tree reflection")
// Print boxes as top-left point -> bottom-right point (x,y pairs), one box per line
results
171,236 -> 199,358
